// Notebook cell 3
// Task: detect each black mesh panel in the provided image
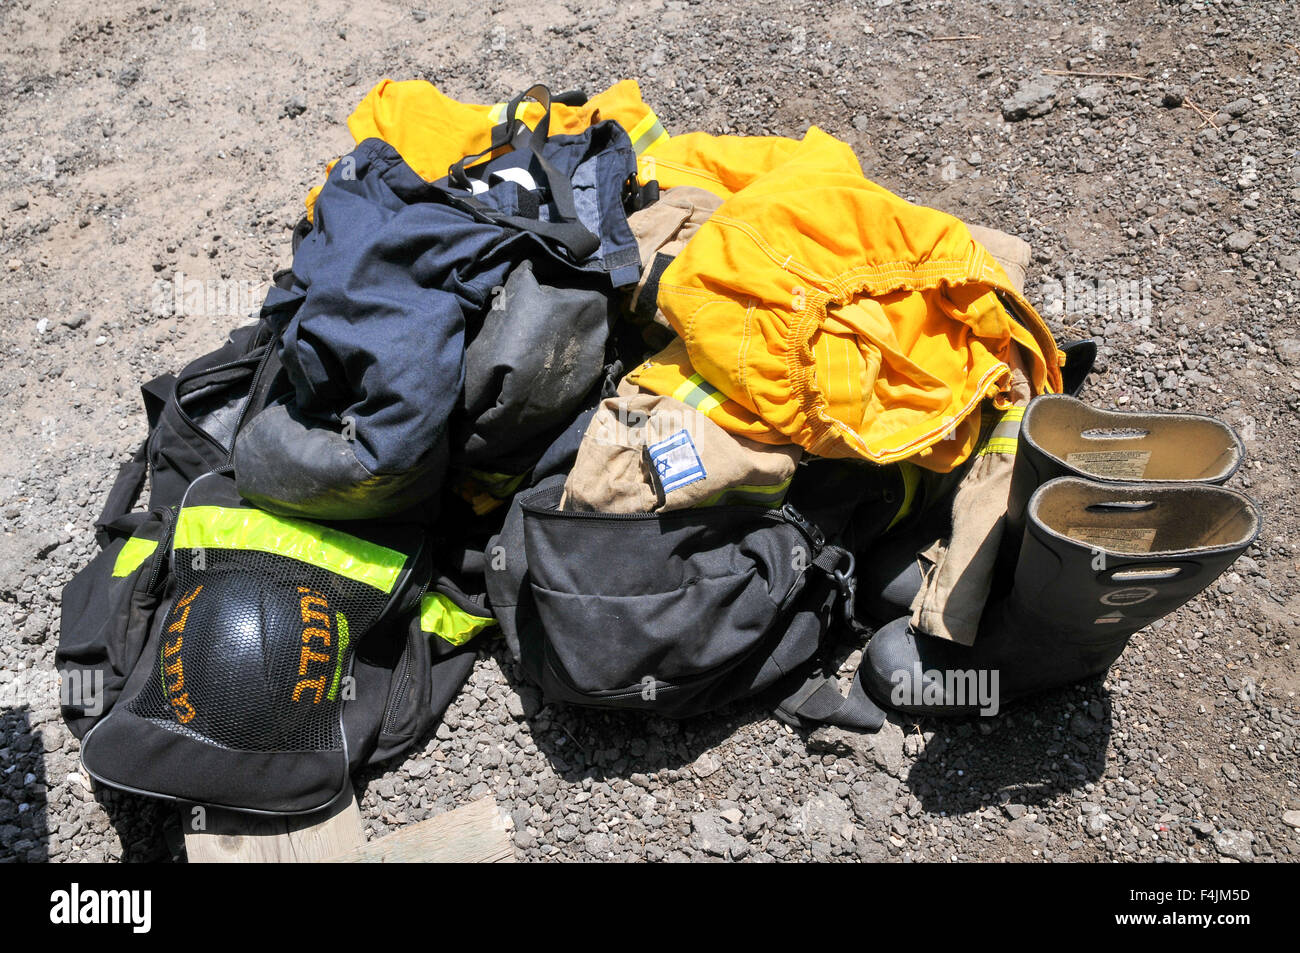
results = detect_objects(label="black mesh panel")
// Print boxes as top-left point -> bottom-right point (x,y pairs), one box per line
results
129,547 -> 393,752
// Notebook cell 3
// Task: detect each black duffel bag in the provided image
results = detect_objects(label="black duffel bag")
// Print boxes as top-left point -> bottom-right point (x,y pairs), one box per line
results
486,461 -> 893,731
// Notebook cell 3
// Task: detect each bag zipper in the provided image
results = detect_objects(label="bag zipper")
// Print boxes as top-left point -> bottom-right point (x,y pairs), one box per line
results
144,505 -> 178,595
377,541 -> 432,737
229,336 -> 279,444
170,352 -> 268,459
380,628 -> 418,737
524,492 -> 823,538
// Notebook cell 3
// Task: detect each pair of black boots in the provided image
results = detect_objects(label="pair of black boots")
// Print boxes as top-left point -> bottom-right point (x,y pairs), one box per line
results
861,393 -> 1261,716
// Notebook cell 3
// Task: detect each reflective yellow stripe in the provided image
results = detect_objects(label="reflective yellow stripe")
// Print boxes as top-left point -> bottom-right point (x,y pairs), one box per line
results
629,112 -> 669,155
490,104 -> 666,153
692,477 -> 792,509
112,537 -> 159,578
978,437 -> 1021,457
695,390 -> 724,415
977,405 -> 1026,457
327,612 -> 350,702
173,506 -> 407,594
488,101 -> 534,124
467,469 -> 529,499
885,462 -> 921,532
671,373 -> 726,413
419,593 -> 496,647
670,377 -> 696,404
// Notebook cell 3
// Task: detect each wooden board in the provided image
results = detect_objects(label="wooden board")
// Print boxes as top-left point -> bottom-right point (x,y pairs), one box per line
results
334,796 -> 515,863
181,792 -> 515,863
183,791 -> 364,863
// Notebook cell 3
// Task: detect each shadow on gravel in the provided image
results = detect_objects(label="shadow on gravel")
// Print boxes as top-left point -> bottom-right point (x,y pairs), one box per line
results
0,706 -> 49,862
90,789 -> 176,862
903,685 -> 1114,816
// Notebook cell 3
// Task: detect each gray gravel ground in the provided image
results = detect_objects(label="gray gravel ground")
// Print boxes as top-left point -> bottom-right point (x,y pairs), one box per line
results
0,0 -> 1297,862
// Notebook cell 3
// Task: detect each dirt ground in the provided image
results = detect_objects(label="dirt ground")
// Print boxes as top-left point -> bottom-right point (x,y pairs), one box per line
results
0,0 -> 1296,862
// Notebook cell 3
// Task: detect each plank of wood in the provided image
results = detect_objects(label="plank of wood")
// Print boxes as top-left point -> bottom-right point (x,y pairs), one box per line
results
183,790 -> 364,863
334,796 -> 515,863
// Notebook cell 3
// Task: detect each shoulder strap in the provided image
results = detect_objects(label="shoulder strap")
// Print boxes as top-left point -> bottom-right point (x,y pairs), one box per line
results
774,543 -> 888,732
445,84 -> 600,260
94,440 -> 150,548
775,666 -> 886,732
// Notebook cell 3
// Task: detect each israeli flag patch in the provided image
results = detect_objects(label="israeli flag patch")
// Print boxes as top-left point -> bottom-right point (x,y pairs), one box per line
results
648,429 -> 707,495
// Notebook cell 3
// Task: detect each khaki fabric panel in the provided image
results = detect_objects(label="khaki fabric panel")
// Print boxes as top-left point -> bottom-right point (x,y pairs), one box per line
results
628,186 -> 724,327
911,344 -> 1035,645
968,224 -> 1032,297
562,386 -> 800,514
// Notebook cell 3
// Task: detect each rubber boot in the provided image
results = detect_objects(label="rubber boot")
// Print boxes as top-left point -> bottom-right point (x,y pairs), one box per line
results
864,477 -> 1260,716
1006,394 -> 1244,543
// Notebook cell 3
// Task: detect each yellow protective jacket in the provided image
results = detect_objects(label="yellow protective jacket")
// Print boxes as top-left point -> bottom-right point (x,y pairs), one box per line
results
304,78 -> 669,219
629,127 -> 1062,472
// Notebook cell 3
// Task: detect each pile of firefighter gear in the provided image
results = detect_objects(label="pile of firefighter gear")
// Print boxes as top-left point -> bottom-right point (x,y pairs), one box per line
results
56,80 -> 1260,815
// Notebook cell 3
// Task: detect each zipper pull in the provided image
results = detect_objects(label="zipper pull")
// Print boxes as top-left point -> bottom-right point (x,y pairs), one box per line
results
779,503 -> 824,551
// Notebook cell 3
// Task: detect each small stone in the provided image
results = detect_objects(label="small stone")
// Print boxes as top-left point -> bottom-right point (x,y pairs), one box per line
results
1004,803 -> 1027,819
60,311 -> 89,329
1212,829 -> 1254,863
691,752 -> 722,778
1161,87 -> 1186,108
1001,80 -> 1059,121
1281,811 -> 1300,830
282,96 -> 308,119
505,692 -> 525,720
691,812 -> 735,858
1274,339 -> 1300,366
868,720 -> 907,777
6,258 -> 20,271
1076,83 -> 1107,108
1069,713 -> 1096,738
1224,231 -> 1256,253
801,792 -> 855,842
